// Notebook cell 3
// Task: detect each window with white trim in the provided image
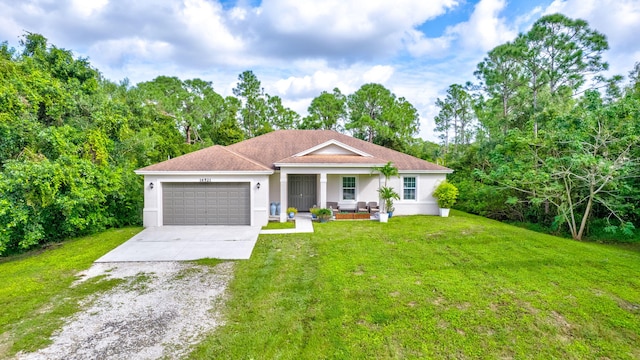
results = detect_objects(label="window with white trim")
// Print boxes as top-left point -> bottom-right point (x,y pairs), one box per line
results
403,176 -> 416,200
342,176 -> 356,200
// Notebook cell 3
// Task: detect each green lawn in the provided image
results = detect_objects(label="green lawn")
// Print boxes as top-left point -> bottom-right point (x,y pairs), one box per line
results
262,220 -> 296,230
189,211 -> 640,359
0,227 -> 141,357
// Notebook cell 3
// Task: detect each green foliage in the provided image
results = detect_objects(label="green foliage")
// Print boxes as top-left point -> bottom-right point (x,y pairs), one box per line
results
435,14 -> 640,241
190,214 -> 640,358
377,186 -> 400,213
316,208 -> 332,217
300,88 -> 346,131
433,180 -> 459,208
346,83 -> 419,151
286,207 -> 298,215
371,161 -> 398,187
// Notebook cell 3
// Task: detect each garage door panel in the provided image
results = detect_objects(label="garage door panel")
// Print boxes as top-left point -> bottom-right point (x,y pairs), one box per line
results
163,182 -> 250,225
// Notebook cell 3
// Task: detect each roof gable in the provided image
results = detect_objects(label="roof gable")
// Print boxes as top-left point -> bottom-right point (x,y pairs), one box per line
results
292,139 -> 373,158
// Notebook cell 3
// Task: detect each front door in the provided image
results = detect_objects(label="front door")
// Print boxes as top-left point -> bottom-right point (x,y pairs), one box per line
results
288,175 -> 317,211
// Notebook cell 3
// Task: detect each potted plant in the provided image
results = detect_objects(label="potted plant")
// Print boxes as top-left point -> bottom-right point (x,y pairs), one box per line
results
316,208 -> 332,223
378,186 -> 399,222
372,162 -> 400,223
287,207 -> 298,219
433,180 -> 458,217
309,206 -> 319,219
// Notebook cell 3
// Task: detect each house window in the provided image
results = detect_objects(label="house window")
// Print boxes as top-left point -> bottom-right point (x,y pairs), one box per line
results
403,177 -> 416,200
342,176 -> 356,200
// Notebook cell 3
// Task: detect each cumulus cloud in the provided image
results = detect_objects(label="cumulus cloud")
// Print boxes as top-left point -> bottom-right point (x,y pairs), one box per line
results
447,0 -> 516,51
70,0 -> 109,18
242,0 -> 459,61
404,0 -> 516,58
272,64 -> 393,99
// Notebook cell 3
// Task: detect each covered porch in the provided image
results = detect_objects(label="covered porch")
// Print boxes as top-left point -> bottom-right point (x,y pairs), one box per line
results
269,166 -> 383,222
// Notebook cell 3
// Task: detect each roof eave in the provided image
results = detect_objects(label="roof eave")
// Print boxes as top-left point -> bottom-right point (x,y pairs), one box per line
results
134,170 -> 275,176
398,169 -> 454,174
275,162 -> 387,168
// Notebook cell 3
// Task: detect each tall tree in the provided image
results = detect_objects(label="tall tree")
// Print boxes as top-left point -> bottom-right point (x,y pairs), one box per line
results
346,83 -> 419,151
232,70 -> 268,138
520,14 -> 609,136
300,88 -> 347,131
266,94 -> 300,130
475,42 -> 528,135
434,84 -> 476,154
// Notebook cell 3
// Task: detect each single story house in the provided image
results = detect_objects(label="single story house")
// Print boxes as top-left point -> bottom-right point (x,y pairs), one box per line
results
135,130 -> 453,226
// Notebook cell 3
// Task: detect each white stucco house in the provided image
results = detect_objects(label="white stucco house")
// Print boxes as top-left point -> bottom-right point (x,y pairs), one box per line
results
135,130 -> 453,226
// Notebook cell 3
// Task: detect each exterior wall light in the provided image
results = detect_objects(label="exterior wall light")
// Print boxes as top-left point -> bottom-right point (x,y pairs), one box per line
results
256,182 -> 261,189
149,182 -> 154,190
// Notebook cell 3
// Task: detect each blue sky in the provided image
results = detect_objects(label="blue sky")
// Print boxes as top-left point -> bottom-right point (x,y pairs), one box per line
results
1,0 -> 638,141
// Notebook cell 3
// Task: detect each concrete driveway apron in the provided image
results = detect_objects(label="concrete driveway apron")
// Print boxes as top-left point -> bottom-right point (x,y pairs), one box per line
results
95,226 -> 261,262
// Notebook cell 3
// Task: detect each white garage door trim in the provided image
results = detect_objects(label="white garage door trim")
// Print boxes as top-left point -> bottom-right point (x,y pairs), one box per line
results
162,182 -> 251,225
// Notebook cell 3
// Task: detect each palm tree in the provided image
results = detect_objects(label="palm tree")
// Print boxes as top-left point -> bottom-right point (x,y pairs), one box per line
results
372,161 -> 398,187
372,162 -> 399,213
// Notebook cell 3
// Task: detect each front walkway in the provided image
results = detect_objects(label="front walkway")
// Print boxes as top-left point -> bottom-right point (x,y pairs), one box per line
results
260,213 -> 314,234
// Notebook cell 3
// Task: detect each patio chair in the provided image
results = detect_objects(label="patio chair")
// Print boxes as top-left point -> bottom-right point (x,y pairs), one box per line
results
357,201 -> 368,213
367,202 -> 380,214
326,201 -> 339,216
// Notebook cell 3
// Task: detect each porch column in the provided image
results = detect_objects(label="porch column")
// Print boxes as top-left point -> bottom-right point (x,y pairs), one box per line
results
280,171 -> 288,223
319,172 -> 327,209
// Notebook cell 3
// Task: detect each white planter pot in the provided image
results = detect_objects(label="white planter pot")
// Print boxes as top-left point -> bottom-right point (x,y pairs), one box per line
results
439,208 -> 450,217
379,213 -> 389,223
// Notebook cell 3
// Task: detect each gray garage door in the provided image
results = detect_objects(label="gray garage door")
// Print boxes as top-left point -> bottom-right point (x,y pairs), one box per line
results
163,182 -> 250,225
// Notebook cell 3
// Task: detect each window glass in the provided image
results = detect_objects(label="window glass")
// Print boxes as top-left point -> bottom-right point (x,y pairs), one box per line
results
342,177 -> 356,200
403,177 -> 416,200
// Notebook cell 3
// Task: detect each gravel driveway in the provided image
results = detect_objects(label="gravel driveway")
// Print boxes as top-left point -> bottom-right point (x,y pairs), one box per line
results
16,261 -> 234,360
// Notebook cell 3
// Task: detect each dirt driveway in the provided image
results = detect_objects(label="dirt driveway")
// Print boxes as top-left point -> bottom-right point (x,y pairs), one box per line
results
16,261 -> 233,360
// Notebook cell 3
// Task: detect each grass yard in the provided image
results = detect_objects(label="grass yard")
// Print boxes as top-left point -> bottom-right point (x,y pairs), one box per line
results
262,220 -> 296,230
0,227 -> 142,357
189,211 -> 640,359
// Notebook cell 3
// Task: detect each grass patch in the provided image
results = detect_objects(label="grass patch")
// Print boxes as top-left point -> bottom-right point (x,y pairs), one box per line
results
189,211 -> 640,359
262,221 -> 296,230
0,227 -> 142,357
190,258 -> 226,267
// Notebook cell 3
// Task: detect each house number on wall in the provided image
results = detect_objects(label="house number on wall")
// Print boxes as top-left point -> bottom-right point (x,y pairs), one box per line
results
199,178 -> 212,182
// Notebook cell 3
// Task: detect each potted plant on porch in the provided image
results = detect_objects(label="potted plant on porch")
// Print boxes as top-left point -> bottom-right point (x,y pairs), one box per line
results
433,180 -> 458,217
287,207 -> 298,219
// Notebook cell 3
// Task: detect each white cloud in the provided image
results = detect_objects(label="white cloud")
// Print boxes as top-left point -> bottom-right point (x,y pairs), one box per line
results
362,65 -> 394,84
70,0 -> 109,17
179,0 -> 244,54
258,0 -> 458,36
403,0 -> 517,58
404,29 -> 453,57
447,0 -> 516,51
89,38 -> 174,66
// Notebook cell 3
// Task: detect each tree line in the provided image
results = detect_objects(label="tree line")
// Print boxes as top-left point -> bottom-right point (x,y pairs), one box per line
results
3,12 -> 635,255
434,14 -> 640,240
0,33 -> 433,255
